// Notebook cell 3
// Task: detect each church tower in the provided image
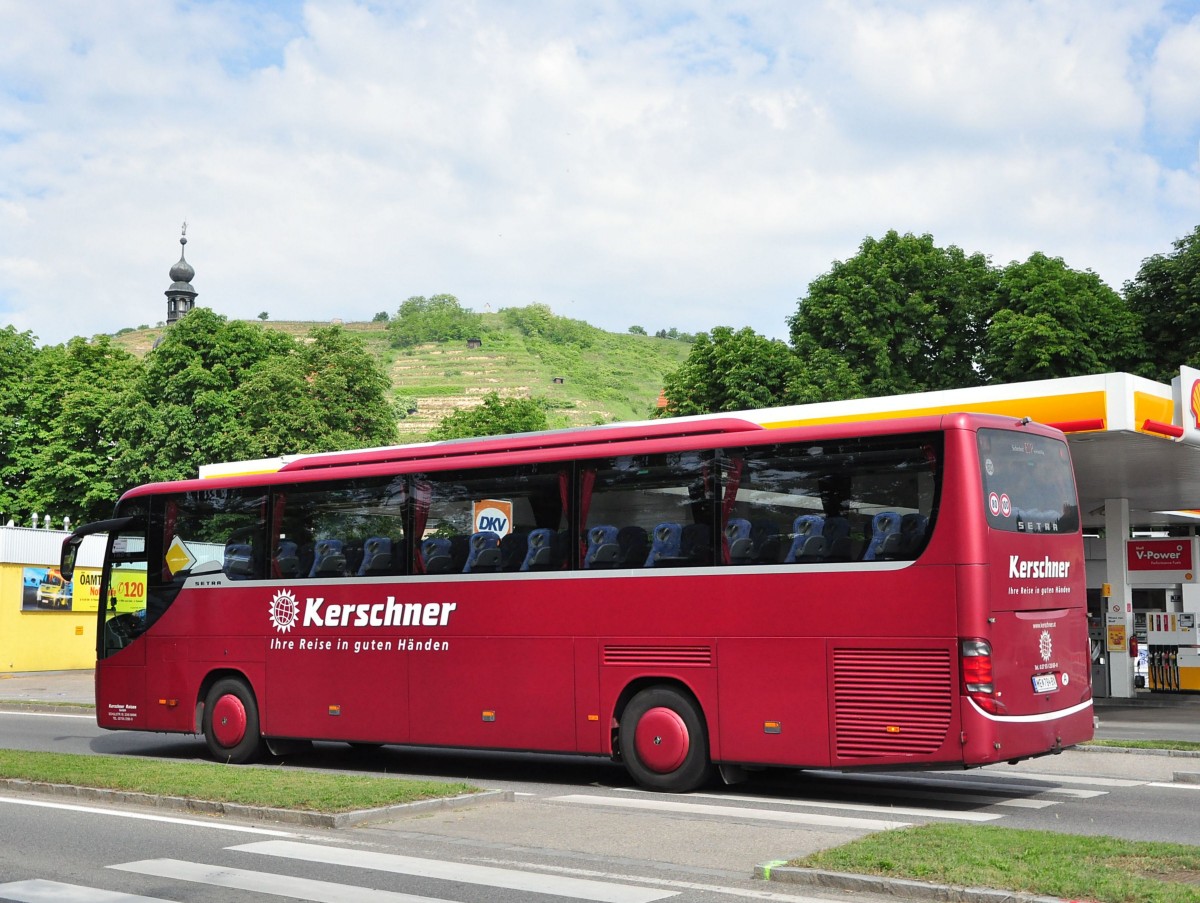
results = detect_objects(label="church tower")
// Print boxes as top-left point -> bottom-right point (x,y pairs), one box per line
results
165,223 -> 197,326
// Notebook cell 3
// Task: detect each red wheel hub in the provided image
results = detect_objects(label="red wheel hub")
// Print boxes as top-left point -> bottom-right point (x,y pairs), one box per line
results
634,706 -> 689,773
211,694 -> 247,748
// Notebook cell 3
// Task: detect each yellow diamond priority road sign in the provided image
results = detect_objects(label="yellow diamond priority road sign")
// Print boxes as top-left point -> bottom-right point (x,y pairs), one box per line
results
165,536 -> 197,575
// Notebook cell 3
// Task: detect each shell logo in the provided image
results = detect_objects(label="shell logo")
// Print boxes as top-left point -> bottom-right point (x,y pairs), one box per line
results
1192,379 -> 1200,430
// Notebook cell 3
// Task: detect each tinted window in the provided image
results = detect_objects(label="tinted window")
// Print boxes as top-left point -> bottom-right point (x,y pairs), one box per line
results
414,464 -> 568,574
582,451 -> 716,568
274,476 -> 408,578
721,435 -> 941,564
978,429 -> 1079,534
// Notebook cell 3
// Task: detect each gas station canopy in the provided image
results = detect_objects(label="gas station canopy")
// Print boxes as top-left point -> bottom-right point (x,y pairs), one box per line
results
750,368 -> 1200,532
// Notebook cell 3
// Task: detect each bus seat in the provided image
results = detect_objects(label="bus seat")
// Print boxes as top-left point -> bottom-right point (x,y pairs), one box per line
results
886,512 -> 929,559
644,522 -> 683,567
500,531 -> 528,571
617,525 -> 649,567
785,514 -> 826,563
681,523 -> 713,565
823,516 -> 852,561
309,539 -> 347,578
584,525 -> 620,569
448,535 -> 470,572
273,540 -> 300,578
464,531 -> 502,573
725,518 -> 752,564
750,520 -> 783,563
863,512 -> 901,561
357,536 -> 394,576
520,528 -> 556,571
224,542 -> 255,579
421,537 -> 453,574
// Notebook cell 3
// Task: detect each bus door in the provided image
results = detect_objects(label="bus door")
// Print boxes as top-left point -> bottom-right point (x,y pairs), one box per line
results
95,525 -> 151,730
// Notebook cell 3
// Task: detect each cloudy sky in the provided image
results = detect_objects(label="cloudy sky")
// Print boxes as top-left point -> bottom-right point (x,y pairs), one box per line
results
2,1 -> 1198,347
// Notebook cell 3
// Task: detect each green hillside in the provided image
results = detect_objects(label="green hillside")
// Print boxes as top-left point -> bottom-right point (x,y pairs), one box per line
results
112,315 -> 692,439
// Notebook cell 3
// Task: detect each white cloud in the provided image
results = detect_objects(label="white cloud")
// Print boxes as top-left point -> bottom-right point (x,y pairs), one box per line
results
1148,15 -> 1200,138
0,0 -> 1197,348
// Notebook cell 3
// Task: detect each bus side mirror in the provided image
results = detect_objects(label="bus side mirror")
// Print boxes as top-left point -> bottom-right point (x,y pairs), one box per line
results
60,534 -> 84,582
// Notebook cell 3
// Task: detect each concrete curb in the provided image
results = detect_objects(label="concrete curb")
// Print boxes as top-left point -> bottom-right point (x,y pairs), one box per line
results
1078,743 -> 1200,758
0,702 -> 94,715
0,778 -> 512,828
755,864 -> 1069,903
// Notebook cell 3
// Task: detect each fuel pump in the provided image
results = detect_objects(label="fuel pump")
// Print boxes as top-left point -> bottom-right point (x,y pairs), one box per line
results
1146,612 -> 1199,691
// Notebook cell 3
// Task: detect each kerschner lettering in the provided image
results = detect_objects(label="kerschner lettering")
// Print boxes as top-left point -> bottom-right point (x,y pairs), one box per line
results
303,597 -> 456,628
1009,556 -> 1071,579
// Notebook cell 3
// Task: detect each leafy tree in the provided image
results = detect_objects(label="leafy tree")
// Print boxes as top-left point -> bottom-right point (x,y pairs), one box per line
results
1125,224 -> 1200,382
789,231 -> 996,398
111,309 -> 398,489
291,324 -> 397,450
110,309 -> 293,486
428,392 -> 549,440
258,312 -> 269,321
980,253 -> 1144,383
0,326 -> 39,520
654,328 -> 695,342
16,337 -> 142,523
628,325 -> 647,335
372,311 -> 390,323
501,303 -> 597,348
387,294 -> 482,348
656,327 -> 805,416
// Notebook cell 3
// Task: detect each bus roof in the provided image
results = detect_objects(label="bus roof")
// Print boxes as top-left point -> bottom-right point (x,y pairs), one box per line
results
278,416 -> 766,473
121,411 -> 1058,502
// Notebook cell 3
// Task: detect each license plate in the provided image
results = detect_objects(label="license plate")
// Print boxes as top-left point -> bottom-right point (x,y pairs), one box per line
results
1032,673 -> 1059,693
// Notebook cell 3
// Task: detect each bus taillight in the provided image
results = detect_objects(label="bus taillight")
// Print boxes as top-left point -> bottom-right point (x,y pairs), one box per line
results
961,638 -> 1000,713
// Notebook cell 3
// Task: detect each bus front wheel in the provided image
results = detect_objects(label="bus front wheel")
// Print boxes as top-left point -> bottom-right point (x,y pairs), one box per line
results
203,678 -> 265,764
619,687 -> 713,792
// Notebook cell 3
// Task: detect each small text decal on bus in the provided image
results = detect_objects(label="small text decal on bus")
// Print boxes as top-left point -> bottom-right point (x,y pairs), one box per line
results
1008,556 -> 1071,579
269,589 -> 456,634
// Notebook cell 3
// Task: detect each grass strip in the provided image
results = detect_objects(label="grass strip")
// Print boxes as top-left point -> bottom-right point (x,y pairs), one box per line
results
790,824 -> 1200,903
0,749 -> 478,813
1085,738 -> 1200,752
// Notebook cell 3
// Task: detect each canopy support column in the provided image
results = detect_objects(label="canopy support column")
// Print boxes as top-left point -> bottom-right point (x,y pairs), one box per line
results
1104,497 -> 1135,698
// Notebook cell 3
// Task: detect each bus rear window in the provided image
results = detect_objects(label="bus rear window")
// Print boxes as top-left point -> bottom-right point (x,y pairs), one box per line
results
978,429 -> 1079,534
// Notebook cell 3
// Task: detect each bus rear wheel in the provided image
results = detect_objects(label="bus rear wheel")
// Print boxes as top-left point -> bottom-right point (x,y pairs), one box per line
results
619,687 -> 713,792
203,678 -> 265,764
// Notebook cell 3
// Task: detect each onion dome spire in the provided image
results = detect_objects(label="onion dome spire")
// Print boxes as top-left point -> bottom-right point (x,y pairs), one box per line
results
165,221 -> 197,326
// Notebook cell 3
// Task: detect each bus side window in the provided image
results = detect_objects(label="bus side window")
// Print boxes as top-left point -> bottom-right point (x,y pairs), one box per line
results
582,451 -> 716,570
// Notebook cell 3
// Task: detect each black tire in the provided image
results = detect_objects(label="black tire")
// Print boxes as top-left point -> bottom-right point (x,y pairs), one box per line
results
202,678 -> 265,764
618,686 -> 713,792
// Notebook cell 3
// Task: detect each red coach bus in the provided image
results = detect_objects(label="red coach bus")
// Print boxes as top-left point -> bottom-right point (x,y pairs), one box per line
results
61,410 -> 1092,791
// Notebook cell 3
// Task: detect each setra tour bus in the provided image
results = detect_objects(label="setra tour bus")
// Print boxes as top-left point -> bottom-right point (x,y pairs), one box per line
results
60,409 -> 1093,791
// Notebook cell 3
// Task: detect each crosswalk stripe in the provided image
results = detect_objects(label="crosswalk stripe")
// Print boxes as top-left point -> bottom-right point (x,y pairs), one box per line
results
548,794 -> 914,829
109,859 -> 443,903
231,840 -> 676,903
897,789 -> 1057,809
0,795 -> 295,835
809,769 -> 1109,798
984,769 -> 1145,787
0,879 -> 173,902
660,790 -> 1004,821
